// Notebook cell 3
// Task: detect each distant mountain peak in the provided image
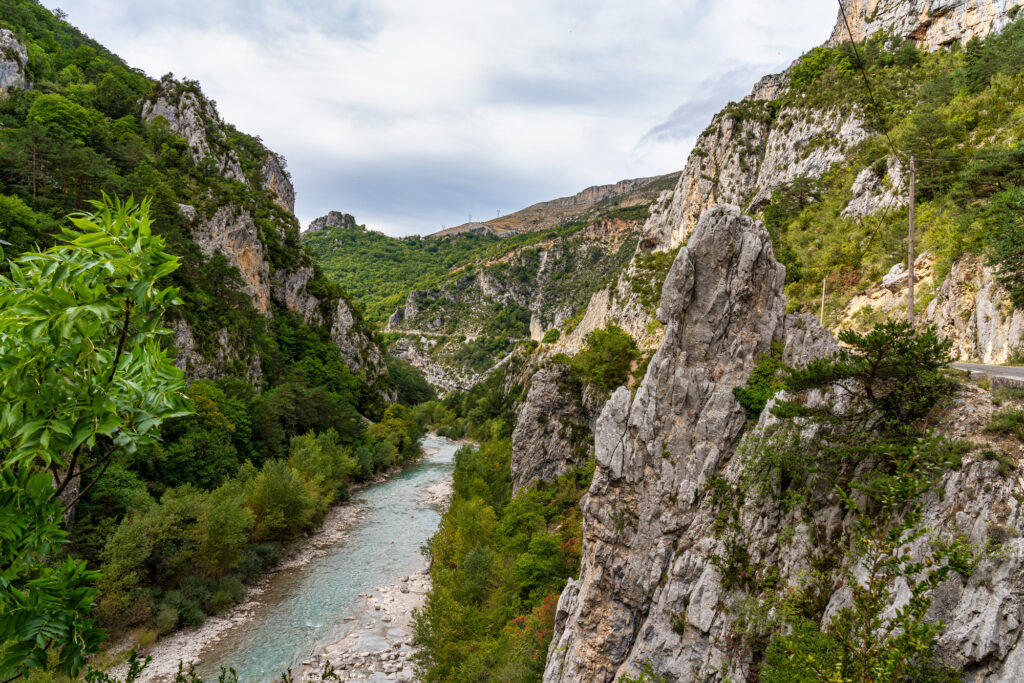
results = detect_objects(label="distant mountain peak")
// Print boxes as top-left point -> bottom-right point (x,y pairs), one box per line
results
308,211 -> 360,233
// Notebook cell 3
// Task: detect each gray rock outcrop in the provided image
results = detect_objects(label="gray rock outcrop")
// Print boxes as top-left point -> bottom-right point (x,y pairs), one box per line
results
262,152 -> 295,213
0,29 -> 28,96
142,77 -> 247,183
842,157 -> 906,217
544,207 -> 1024,682
839,252 -> 1024,363
543,205 -> 787,682
827,0 -> 1024,51
191,206 -> 272,314
511,363 -> 599,494
308,211 -> 359,233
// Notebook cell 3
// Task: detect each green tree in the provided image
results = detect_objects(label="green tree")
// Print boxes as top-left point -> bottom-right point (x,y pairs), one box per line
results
985,188 -> 1024,307
571,325 -> 640,396
0,195 -> 191,679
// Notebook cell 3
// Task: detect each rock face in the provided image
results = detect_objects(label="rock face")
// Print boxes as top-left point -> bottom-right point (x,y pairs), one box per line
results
543,205 -> 1024,682
170,318 -> 262,384
643,105 -> 868,250
543,205 -> 787,683
0,29 -> 28,95
839,252 -> 1024,363
262,152 -> 295,213
827,0 -> 1024,51
510,364 -> 600,494
192,206 -> 272,314
842,157 -> 906,217
139,80 -> 391,397
926,253 -> 1024,363
308,211 -> 359,233
142,77 -> 247,183
643,104 -> 774,251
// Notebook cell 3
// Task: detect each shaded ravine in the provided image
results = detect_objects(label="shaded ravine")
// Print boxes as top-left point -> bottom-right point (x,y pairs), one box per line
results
167,435 -> 458,682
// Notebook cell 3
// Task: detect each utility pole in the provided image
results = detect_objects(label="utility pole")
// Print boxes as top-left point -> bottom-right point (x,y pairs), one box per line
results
907,155 -> 916,326
820,276 -> 827,326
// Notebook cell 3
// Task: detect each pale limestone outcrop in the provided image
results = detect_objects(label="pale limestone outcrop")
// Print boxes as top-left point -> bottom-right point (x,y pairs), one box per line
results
748,107 -> 869,210
543,205 -> 1024,682
308,211 -> 358,233
643,92 -> 868,250
142,77 -> 246,183
262,152 -> 295,213
182,205 -> 393,396
842,157 -> 906,217
643,105 -> 772,250
926,253 -> 1024,363
331,297 -> 394,399
191,206 -> 272,314
839,252 -> 1024,363
170,318 -> 262,384
389,337 -> 474,393
0,29 -> 28,95
827,0 -> 1024,51
510,363 -> 600,494
272,265 -> 320,323
543,205 -> 787,682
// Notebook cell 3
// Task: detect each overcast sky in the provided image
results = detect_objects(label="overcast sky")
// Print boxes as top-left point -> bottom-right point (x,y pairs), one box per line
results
46,1 -> 837,236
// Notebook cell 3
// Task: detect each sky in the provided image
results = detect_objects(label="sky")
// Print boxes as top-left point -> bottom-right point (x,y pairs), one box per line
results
45,1 -> 838,236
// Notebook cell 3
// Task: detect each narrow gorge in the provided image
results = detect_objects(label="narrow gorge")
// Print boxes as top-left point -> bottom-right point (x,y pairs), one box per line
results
5,1 -> 1024,682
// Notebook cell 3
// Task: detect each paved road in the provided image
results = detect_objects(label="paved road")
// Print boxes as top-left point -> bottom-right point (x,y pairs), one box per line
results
954,362 -> 1024,379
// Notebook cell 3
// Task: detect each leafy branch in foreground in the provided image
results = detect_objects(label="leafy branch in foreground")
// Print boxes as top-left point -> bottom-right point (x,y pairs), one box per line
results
0,195 -> 191,681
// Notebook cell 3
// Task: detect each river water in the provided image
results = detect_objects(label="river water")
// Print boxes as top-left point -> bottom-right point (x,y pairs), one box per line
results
191,435 -> 458,682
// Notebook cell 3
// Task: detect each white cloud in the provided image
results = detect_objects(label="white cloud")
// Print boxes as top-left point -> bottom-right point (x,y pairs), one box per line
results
49,0 -> 837,235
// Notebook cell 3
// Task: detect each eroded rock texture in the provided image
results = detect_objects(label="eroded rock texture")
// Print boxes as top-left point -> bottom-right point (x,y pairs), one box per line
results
840,252 -> 1024,363
142,77 -> 247,183
0,29 -> 28,95
544,205 -> 787,682
511,363 -> 602,494
827,0 -> 1024,50
545,208 -> 1024,682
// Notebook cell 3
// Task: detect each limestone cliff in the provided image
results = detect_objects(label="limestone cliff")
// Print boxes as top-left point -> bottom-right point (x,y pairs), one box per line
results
564,100 -> 867,355
827,0 -> 1024,50
544,205 -> 787,682
0,29 -> 27,96
142,77 -> 247,184
840,252 -> 1024,363
543,205 -> 1024,682
143,78 -> 393,397
510,363 -> 603,494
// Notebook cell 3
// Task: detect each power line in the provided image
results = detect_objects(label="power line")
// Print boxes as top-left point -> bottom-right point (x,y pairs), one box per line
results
836,0 -> 905,163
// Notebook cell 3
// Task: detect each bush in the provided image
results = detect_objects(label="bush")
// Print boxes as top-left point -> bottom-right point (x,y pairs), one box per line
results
243,460 -> 321,543
732,341 -> 784,419
541,329 -> 560,344
985,188 -> 1024,307
571,325 -> 640,396
986,406 -> 1024,439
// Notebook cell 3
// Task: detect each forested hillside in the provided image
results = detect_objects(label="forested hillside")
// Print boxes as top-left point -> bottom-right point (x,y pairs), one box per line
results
0,2 -> 432,677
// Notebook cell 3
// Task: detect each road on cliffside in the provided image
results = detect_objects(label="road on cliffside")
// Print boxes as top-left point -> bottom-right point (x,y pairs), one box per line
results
954,362 -> 1024,382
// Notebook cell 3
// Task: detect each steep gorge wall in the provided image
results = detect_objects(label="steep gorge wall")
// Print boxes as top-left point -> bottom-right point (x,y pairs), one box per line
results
143,78 -> 391,395
544,205 -> 787,682
543,205 -> 1024,682
827,0 -> 1024,51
